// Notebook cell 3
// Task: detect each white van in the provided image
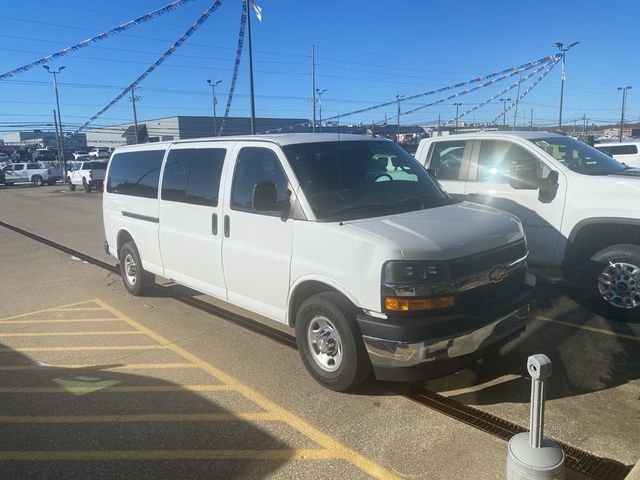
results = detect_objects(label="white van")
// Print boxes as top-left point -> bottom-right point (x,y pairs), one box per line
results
103,134 -> 535,391
594,141 -> 640,168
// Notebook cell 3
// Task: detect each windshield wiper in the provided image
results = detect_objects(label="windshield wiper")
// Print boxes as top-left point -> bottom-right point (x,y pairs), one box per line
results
392,195 -> 457,208
329,204 -> 398,217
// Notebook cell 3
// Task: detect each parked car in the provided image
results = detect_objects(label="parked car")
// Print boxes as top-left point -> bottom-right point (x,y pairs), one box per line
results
103,134 -> 536,391
416,131 -> 640,319
67,160 -> 107,192
89,147 -> 110,159
0,152 -> 9,162
2,162 -> 62,186
72,151 -> 90,160
594,141 -> 640,168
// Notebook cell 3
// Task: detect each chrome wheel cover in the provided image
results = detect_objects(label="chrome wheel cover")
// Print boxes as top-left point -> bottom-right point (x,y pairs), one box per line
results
123,253 -> 137,286
306,315 -> 343,372
597,261 -> 640,310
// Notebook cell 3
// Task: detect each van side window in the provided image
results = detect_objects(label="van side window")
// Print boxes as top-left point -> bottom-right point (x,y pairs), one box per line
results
475,140 -> 544,183
231,147 -> 288,213
428,141 -> 468,180
161,149 -> 191,202
185,148 -> 226,207
597,144 -> 638,156
106,150 -> 164,198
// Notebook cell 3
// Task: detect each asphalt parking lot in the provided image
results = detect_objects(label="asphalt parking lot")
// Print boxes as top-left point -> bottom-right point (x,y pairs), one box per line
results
1,184 -> 638,479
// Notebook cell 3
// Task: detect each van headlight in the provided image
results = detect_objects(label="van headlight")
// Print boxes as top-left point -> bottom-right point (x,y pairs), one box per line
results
381,261 -> 455,312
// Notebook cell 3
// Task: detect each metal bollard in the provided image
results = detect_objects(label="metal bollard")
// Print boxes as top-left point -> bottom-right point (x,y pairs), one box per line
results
506,354 -> 565,479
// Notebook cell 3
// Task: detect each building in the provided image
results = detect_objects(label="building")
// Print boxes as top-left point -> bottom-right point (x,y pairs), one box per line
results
1,130 -> 87,150
85,116 -> 310,147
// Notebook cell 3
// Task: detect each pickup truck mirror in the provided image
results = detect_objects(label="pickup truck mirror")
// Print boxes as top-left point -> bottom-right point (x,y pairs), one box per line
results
538,170 -> 559,203
509,159 -> 539,190
252,181 -> 289,213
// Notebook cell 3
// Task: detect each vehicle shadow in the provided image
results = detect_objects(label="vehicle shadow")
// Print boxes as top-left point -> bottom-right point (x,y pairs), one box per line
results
0,341 -> 293,479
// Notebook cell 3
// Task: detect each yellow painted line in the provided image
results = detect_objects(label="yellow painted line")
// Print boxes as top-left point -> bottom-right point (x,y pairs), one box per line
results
0,449 -> 334,461
0,300 -> 103,321
0,412 -> 277,424
0,384 -> 232,394
534,315 -> 640,342
95,298 -> 400,480
0,363 -> 196,371
0,318 -> 119,324
0,330 -> 143,337
0,345 -> 166,353
50,307 -> 106,312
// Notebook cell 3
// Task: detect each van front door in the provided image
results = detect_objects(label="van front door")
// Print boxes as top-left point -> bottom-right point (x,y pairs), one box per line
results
220,145 -> 294,323
158,144 -> 229,299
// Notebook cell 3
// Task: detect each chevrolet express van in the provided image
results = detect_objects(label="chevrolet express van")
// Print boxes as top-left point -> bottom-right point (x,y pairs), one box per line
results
103,134 -> 535,391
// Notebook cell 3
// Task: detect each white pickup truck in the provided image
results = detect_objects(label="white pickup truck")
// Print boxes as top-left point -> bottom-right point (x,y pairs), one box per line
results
415,131 -> 640,320
1,162 -> 62,186
67,160 -> 107,192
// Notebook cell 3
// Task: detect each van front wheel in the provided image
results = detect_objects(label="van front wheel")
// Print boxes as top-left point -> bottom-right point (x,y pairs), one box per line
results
295,292 -> 372,391
119,241 -> 152,296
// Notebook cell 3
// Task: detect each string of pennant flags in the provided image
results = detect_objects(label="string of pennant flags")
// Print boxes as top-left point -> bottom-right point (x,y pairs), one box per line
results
218,0 -> 248,136
72,0 -> 223,135
0,0 -> 198,81
260,53 -> 560,134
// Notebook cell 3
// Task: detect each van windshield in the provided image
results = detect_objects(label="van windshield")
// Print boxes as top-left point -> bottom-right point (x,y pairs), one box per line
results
529,136 -> 627,175
282,140 -> 455,221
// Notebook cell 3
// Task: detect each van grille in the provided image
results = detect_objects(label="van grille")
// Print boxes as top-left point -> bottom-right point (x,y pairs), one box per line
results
448,240 -> 527,278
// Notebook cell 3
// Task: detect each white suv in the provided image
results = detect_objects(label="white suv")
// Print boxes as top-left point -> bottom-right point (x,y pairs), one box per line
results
416,131 -> 640,319
89,147 -> 110,159
594,141 -> 640,168
103,134 -> 536,391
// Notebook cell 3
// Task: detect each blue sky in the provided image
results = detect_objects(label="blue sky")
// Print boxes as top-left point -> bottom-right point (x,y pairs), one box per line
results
1,0 -> 638,134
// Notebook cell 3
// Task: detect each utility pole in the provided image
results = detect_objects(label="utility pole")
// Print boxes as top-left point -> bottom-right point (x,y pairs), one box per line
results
513,71 -> 523,131
53,109 -> 61,167
555,41 -> 580,131
530,108 -> 534,129
437,113 -> 441,135
454,102 -> 462,132
582,114 -> 586,135
396,95 -> 404,141
500,98 -> 511,126
617,85 -> 632,142
316,88 -> 327,132
207,79 -> 222,136
128,88 -> 142,144
312,45 -> 316,133
43,65 -> 67,180
245,0 -> 256,134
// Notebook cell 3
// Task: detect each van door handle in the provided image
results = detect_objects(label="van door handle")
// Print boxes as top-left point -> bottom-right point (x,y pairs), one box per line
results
211,213 -> 218,236
224,215 -> 230,238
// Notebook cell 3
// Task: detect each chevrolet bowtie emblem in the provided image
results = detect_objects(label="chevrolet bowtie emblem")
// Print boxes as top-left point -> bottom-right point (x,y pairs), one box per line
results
488,266 -> 508,283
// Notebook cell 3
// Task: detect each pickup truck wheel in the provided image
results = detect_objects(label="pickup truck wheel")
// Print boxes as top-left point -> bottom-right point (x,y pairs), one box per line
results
32,175 -> 43,186
295,292 -> 372,391
68,179 -> 76,191
82,178 -> 92,193
584,244 -> 640,321
119,241 -> 152,296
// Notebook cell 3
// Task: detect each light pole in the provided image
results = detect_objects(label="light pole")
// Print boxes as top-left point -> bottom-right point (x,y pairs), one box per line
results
617,85 -> 632,142
316,88 -> 327,132
454,102 -> 462,131
207,79 -> 222,136
245,0 -> 256,134
43,65 -> 66,180
500,98 -> 511,126
555,41 -> 579,130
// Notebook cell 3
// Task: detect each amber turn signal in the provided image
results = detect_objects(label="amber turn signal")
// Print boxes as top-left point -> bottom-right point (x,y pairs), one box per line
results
384,296 -> 455,312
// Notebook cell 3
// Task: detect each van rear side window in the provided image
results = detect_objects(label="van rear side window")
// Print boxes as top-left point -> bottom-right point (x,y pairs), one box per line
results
106,150 -> 164,198
161,148 -> 226,206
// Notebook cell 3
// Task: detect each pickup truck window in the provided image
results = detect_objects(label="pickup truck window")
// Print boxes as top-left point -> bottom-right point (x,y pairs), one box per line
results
283,140 -> 451,221
231,147 -> 289,214
428,140 -> 468,180
27,163 -> 40,169
476,140 -> 544,183
530,136 -> 626,175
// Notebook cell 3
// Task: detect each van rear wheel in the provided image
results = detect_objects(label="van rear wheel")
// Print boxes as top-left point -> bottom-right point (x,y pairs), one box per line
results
295,292 -> 372,391
119,241 -> 152,296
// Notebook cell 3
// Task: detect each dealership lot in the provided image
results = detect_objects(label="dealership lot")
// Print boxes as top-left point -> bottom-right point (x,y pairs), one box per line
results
0,184 -> 638,479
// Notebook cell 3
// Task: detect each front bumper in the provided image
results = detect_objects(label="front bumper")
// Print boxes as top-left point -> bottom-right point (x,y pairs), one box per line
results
358,273 -> 536,381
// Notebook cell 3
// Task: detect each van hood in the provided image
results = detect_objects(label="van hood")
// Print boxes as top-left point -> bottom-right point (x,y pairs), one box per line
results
345,202 -> 524,261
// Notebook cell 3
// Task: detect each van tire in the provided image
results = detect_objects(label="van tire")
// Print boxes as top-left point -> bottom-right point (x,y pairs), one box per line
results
83,178 -> 92,193
68,180 -> 76,191
583,244 -> 640,321
119,241 -> 152,296
295,292 -> 372,391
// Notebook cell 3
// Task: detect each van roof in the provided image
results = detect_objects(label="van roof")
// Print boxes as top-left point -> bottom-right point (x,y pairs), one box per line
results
113,133 -> 388,152
424,130 -> 562,141
594,140 -> 640,146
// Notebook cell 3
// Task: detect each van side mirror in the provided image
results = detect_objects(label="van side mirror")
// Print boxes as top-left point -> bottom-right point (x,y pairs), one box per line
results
509,159 -> 539,190
538,170 -> 559,203
253,181 -> 290,214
